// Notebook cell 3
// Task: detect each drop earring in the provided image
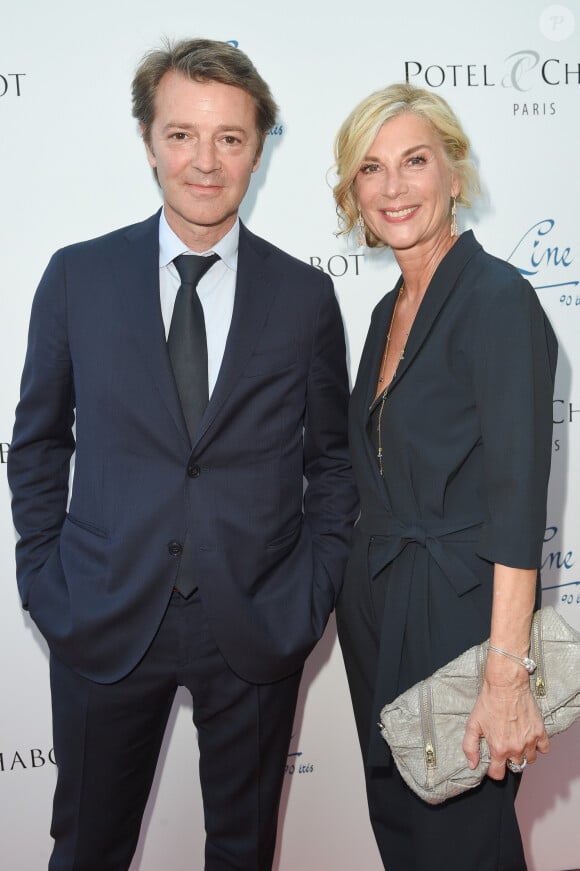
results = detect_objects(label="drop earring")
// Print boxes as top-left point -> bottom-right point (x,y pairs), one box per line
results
450,196 -> 458,237
357,209 -> 366,247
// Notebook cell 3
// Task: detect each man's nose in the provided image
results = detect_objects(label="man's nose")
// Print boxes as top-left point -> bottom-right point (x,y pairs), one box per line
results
192,139 -> 219,173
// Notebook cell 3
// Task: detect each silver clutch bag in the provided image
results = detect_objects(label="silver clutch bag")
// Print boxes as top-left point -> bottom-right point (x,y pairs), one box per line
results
379,606 -> 580,805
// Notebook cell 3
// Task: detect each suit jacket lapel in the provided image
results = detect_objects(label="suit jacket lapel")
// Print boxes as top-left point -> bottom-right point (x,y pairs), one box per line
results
113,211 -> 190,447
193,222 -> 278,448
110,216 -> 306,452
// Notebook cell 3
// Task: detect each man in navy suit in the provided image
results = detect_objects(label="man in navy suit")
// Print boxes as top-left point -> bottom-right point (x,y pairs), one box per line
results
8,38 -> 356,871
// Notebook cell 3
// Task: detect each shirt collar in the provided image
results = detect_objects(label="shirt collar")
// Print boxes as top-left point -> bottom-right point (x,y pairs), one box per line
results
158,208 -> 239,271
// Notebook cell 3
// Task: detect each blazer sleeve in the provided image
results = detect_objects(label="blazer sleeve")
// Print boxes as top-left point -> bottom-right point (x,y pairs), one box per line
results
7,250 -> 75,606
472,268 -> 557,569
302,274 -> 358,617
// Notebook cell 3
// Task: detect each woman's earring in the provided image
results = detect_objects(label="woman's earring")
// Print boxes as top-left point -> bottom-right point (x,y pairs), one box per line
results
357,209 -> 366,247
450,196 -> 458,237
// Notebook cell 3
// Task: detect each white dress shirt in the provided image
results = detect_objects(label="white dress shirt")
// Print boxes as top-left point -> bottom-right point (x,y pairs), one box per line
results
158,209 -> 238,397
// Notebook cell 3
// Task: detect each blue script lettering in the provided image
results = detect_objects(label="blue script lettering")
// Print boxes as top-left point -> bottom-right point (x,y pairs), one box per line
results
508,220 -> 573,275
542,526 -> 575,570
507,220 -> 577,292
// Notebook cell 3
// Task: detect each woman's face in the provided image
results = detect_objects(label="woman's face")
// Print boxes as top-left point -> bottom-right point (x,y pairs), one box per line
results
354,112 -> 459,257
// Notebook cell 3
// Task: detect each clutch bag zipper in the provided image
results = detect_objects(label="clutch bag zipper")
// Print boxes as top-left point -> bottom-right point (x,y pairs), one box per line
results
531,610 -> 546,697
478,643 -> 486,688
420,681 -> 436,769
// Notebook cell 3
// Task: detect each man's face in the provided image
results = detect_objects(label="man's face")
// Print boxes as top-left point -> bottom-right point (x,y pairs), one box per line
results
144,71 -> 262,250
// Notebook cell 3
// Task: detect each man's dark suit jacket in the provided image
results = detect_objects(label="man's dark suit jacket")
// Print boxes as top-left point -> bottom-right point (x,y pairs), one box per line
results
8,212 -> 357,684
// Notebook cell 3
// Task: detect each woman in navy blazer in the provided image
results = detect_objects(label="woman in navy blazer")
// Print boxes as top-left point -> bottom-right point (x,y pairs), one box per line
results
333,83 -> 557,869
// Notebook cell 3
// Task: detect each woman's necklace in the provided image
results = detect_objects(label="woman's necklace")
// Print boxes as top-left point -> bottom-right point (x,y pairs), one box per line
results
375,283 -> 411,478
377,284 -> 407,385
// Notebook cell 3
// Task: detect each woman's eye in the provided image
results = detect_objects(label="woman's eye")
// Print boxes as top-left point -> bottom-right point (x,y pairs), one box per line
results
360,163 -> 380,174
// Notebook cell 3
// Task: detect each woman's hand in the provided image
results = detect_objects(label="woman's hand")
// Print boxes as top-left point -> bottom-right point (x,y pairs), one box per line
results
463,656 -> 550,779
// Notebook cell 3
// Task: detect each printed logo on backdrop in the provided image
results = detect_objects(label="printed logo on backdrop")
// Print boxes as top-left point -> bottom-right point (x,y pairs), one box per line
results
0,73 -> 25,98
552,397 -> 579,453
285,735 -> 315,776
309,253 -> 364,278
1,442 -> 9,463
507,219 -> 578,452
404,4 -> 578,120
0,747 -> 55,772
542,524 -> 579,609
404,52 -> 578,91
507,218 -> 578,304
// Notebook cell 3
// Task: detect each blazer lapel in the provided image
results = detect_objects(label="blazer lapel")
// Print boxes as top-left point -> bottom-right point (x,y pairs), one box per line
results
359,232 -> 482,492
192,223 -> 278,448
113,211 -> 190,447
384,231 -> 482,398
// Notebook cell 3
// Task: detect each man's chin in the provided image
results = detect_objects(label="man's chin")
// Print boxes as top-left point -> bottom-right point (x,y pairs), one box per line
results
164,204 -> 238,243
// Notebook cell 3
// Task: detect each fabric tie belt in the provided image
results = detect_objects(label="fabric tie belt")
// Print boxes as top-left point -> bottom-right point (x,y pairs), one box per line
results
359,515 -> 484,596
358,514 -> 485,768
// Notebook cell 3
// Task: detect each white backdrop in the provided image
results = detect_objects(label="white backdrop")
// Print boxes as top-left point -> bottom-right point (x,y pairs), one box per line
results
1,1 -> 579,869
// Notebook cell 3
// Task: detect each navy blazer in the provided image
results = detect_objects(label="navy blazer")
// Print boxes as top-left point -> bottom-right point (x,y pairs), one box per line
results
8,213 -> 357,684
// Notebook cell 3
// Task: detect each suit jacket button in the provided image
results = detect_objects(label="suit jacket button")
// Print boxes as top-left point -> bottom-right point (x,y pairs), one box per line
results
168,541 -> 183,556
187,464 -> 201,478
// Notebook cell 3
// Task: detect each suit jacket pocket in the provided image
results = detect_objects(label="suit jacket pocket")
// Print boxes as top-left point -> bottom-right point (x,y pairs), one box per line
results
26,515 -> 109,612
65,512 -> 110,539
59,513 -> 111,594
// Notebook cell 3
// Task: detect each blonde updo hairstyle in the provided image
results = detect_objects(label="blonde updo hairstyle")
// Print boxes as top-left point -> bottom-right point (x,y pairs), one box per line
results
333,83 -> 480,248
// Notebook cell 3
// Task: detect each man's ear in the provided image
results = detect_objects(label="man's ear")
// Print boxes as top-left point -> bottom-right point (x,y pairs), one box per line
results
140,123 -> 157,169
252,136 -> 265,173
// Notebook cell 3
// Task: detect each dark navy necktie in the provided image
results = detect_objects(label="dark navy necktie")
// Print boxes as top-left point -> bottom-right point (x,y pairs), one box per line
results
168,253 -> 218,598
168,253 -> 219,440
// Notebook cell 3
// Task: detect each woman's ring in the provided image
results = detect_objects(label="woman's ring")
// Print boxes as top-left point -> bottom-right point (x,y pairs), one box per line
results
506,755 -> 527,774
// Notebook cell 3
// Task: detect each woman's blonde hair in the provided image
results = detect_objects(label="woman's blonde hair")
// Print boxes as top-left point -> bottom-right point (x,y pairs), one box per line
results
333,83 -> 480,248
